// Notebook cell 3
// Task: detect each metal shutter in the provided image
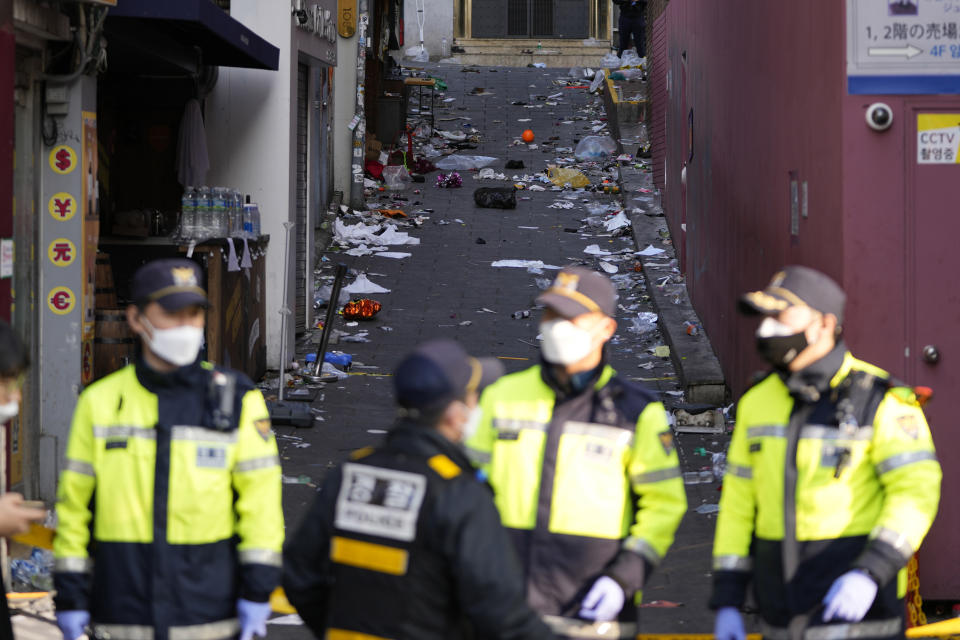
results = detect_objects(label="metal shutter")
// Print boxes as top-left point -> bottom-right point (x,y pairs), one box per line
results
295,63 -> 308,334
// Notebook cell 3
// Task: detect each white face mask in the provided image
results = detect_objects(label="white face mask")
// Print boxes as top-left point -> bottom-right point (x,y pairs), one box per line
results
0,401 -> 19,424
539,319 -> 595,365
756,317 -> 797,338
461,405 -> 483,443
140,316 -> 204,367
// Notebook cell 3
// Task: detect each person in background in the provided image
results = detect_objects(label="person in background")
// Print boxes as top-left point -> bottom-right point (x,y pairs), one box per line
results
0,321 -> 46,640
613,0 -> 647,58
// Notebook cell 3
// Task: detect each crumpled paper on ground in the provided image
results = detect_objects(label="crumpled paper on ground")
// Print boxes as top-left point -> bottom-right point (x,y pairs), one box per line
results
343,274 -> 391,294
334,219 -> 420,247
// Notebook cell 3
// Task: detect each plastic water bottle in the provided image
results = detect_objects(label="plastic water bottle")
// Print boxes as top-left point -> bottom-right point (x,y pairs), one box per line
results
441,37 -> 450,58
252,203 -> 261,238
180,186 -> 196,239
243,202 -> 255,239
230,190 -> 242,236
196,186 -> 213,238
212,187 -> 228,237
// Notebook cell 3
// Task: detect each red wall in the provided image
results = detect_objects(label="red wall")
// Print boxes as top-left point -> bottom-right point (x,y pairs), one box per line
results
663,1 -> 848,394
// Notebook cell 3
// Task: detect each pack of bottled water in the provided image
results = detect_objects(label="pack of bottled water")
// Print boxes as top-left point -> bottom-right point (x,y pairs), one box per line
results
180,186 -> 260,241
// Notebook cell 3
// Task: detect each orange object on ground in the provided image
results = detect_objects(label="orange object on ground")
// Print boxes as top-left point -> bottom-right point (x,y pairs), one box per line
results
342,299 -> 382,320
522,129 -> 535,142
377,209 -> 408,218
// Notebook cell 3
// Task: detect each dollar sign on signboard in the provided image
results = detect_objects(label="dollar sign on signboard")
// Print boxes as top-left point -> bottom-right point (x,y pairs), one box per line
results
56,148 -> 71,171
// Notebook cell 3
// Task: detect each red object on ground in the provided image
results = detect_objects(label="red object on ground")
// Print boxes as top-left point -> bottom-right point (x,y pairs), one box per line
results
522,129 -> 535,143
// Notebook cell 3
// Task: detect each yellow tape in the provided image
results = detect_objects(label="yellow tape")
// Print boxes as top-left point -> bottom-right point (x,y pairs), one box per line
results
269,587 -> 297,615
327,629 -> 392,640
330,536 -> 408,576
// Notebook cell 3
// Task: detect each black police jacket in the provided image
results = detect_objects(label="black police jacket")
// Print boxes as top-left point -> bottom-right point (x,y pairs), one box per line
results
283,422 -> 555,640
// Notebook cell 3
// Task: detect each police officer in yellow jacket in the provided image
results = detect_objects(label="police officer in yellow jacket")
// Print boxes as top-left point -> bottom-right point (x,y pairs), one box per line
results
283,339 -> 555,640
466,267 -> 686,638
54,259 -> 284,640
712,266 -> 941,640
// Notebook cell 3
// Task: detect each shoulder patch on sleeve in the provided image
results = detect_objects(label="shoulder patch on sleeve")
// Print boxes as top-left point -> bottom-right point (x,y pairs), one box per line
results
896,413 -> 921,440
659,430 -> 675,455
350,446 -> 376,460
428,454 -> 462,479
253,418 -> 273,442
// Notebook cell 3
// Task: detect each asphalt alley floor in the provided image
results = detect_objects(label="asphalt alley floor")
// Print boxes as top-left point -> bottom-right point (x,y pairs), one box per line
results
265,63 -> 732,638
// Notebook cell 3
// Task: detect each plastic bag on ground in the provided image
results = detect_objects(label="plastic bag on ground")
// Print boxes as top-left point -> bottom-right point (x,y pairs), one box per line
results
600,52 -> 621,69
474,187 -> 517,209
405,45 -> 430,62
575,135 -> 618,161
589,69 -> 606,93
547,167 -> 590,189
421,144 -> 442,157
434,155 -> 497,170
343,273 -> 391,294
620,49 -> 642,67
383,165 -> 412,190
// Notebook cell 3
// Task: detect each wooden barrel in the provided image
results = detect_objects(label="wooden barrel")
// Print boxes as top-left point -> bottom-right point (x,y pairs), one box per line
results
94,309 -> 135,381
95,253 -> 117,309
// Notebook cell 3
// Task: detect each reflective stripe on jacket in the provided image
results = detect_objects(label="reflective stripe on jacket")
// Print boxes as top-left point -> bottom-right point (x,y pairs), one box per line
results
712,352 -> 941,635
53,361 -> 284,640
283,425 -> 554,640
467,364 -> 686,617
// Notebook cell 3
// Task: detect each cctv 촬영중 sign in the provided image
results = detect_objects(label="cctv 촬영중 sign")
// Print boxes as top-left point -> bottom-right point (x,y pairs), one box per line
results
917,113 -> 960,164
338,0 -> 356,37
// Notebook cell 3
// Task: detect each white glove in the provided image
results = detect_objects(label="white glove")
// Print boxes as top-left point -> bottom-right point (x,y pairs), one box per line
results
822,570 -> 878,622
578,576 -> 625,622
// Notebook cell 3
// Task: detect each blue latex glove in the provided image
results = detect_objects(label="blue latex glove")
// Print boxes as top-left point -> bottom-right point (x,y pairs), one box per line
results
578,576 -> 625,622
823,570 -> 878,622
238,598 -> 272,640
714,607 -> 746,640
56,610 -> 90,640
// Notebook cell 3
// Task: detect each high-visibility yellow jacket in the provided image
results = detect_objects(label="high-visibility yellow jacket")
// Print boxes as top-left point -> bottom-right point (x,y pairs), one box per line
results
466,363 -> 686,620
712,349 -> 941,638
53,360 -> 284,640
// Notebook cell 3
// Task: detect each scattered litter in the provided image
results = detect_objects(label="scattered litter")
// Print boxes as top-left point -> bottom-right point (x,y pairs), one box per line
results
475,187 -> 517,209
268,615 -> 304,626
367,429 -> 388,434
436,172 -> 463,188
383,165 -> 412,191
636,244 -> 666,256
342,299 -> 382,320
459,320 -> 473,326
653,345 -> 671,358
628,312 -> 659,334
477,168 -> 507,180
574,135 -> 618,160
640,601 -> 684,609
584,244 -> 613,256
548,201 -> 575,210
512,310 -> 531,319
673,408 -> 725,434
282,475 -> 314,486
547,167 -> 590,188
599,261 -> 618,274
374,252 -> 412,259
434,155 -> 497,170
437,130 -> 468,142
695,504 -> 720,515
602,211 -> 631,232
491,260 -> 560,269
343,274 -> 391,294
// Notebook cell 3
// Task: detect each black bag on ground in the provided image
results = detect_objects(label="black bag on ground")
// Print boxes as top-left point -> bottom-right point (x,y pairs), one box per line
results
474,187 -> 517,209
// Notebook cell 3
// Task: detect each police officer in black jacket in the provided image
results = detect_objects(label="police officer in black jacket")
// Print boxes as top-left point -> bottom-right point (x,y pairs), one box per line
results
613,0 -> 646,57
283,339 -> 556,640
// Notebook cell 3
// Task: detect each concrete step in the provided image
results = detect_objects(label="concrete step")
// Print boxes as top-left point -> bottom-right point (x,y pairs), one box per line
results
450,38 -> 612,67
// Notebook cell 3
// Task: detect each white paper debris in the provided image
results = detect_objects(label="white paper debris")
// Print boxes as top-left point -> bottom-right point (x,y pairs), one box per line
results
602,211 -> 631,232
599,261 -> 618,274
343,273 -> 391,294
491,260 -> 560,269
584,244 -> 613,256
636,244 -> 666,256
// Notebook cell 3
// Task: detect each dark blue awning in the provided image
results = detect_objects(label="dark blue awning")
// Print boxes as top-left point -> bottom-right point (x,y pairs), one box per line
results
107,0 -> 279,71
